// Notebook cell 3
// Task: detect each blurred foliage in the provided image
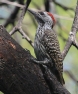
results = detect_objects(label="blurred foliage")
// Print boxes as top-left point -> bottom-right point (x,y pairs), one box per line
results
0,0 -> 78,94
0,91 -> 3,94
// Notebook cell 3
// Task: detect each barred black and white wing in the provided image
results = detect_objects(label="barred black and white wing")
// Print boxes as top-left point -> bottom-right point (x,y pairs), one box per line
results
41,29 -> 64,85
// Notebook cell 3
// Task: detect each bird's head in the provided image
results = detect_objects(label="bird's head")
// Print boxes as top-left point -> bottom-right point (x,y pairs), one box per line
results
28,9 -> 56,28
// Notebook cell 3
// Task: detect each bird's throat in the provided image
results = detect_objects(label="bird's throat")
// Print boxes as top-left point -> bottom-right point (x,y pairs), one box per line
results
35,24 -> 52,41
37,24 -> 52,34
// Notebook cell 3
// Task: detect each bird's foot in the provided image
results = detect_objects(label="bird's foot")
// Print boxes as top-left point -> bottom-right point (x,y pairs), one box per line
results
30,57 -> 50,65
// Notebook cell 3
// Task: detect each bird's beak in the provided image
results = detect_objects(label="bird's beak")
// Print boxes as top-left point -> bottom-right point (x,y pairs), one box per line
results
28,9 -> 37,16
28,9 -> 44,23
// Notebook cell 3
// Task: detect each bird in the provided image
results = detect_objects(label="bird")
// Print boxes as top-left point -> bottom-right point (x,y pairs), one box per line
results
28,9 -> 65,85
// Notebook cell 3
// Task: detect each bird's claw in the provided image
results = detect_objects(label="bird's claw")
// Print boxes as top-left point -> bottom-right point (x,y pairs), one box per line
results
30,57 -> 50,65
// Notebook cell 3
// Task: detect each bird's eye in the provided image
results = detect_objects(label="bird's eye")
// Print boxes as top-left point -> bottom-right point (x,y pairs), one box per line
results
39,12 -> 44,15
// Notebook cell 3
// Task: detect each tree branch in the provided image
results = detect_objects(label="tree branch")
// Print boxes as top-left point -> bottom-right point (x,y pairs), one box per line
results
62,1 -> 78,60
9,0 -> 34,47
53,0 -> 74,11
0,0 -> 24,8
3,0 -> 24,27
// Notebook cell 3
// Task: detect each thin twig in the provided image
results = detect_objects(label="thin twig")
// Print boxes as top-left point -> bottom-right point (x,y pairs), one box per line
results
54,14 -> 73,21
10,0 -> 31,35
62,1 -> 78,60
9,0 -> 34,47
53,0 -> 74,11
0,0 -> 24,8
4,7 -> 20,27
19,28 -> 34,47
3,0 -> 24,27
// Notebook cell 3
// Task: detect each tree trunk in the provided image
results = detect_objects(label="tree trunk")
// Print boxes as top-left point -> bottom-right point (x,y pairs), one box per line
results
0,25 -> 51,94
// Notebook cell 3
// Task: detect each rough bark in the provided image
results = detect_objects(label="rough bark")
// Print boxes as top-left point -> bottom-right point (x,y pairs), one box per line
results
0,25 -> 51,94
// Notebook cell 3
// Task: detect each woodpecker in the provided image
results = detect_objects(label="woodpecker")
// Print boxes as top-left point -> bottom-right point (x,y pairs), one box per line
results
28,9 -> 64,85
